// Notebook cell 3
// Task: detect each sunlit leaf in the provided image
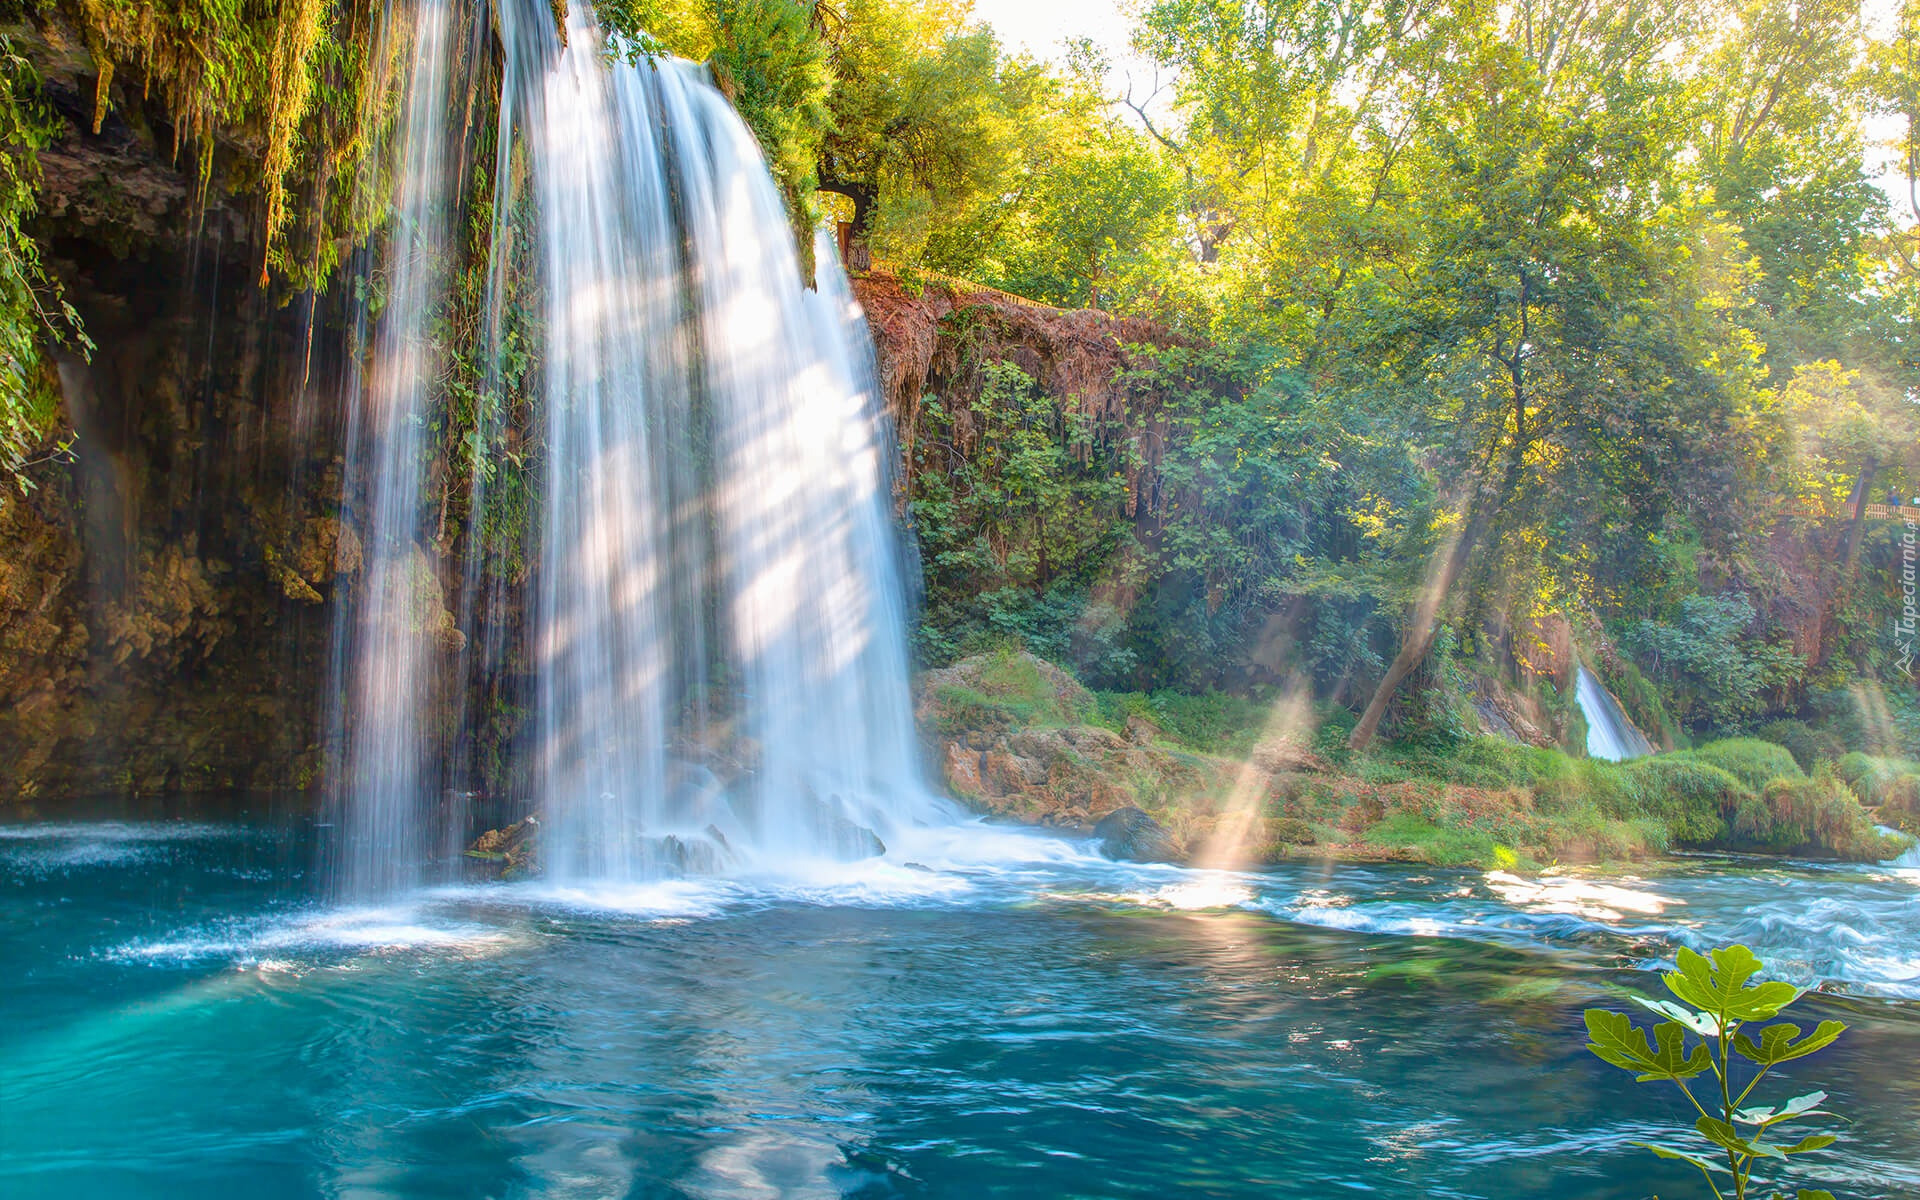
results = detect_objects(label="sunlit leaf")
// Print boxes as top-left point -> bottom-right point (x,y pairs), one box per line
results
1665,945 -> 1800,1021
1696,1116 -> 1783,1159
1734,1021 -> 1847,1066
1636,996 -> 1721,1037
1778,1133 -> 1838,1155
1733,1091 -> 1830,1128
1583,1010 -> 1710,1081
1633,1142 -> 1725,1174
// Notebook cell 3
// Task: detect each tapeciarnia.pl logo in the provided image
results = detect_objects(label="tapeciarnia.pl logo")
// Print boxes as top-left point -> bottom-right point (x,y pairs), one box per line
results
1900,518 -> 1917,677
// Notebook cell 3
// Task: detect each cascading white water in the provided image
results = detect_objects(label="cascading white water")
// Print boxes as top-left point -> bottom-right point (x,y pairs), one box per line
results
1576,665 -> 1653,762
327,0 -> 456,896
497,0 -> 951,881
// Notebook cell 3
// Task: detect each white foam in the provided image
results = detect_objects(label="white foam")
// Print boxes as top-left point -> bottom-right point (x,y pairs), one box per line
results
115,902 -> 519,965
0,820 -> 243,841
0,821 -> 248,875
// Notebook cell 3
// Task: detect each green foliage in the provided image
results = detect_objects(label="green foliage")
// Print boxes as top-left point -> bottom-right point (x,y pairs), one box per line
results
1360,813 -> 1502,868
1727,767 -> 1907,859
1686,739 -> 1806,794
1627,597 -> 1808,735
1584,944 -> 1845,1200
1584,757 -> 1751,847
1756,721 -> 1845,773
1835,751 -> 1920,819
0,35 -> 84,493
908,355 -> 1138,672
704,0 -> 832,257
1089,688 -> 1270,756
1602,656 -> 1683,752
927,644 -> 1090,733
70,0 -> 387,287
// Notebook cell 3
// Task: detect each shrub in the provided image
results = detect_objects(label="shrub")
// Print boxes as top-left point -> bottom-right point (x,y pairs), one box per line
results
1730,768 -> 1903,860
1369,736 -> 1575,790
1756,719 -> 1845,772
1585,756 -> 1750,846
1092,688 -> 1272,755
1684,738 -> 1804,793
1836,752 -> 1920,812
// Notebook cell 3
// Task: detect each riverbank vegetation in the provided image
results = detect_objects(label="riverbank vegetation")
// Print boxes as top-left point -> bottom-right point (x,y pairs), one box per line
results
919,646 -> 1912,868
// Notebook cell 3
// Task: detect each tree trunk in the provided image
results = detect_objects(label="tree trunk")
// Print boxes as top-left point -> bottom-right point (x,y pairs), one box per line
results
817,174 -> 876,270
1842,457 -> 1878,571
1346,507 -> 1491,752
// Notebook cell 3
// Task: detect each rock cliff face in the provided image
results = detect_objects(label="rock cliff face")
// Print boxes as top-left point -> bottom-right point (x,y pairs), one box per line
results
0,15 -> 350,810
853,271 -> 1179,482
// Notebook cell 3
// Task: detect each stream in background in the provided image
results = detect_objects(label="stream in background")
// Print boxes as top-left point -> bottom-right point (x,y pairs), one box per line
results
3,813 -> 1916,1199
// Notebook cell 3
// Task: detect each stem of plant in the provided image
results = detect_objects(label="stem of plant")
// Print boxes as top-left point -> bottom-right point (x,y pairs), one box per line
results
1718,1025 -> 1743,1200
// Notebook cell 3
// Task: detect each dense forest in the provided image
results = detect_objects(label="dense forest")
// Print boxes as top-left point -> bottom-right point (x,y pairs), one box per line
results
643,0 -> 1920,766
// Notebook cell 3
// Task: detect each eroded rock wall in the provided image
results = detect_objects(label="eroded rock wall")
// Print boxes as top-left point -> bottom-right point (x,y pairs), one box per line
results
0,15 -> 351,810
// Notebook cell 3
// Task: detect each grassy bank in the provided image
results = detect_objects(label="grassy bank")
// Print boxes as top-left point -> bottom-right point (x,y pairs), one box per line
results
920,649 -> 1915,869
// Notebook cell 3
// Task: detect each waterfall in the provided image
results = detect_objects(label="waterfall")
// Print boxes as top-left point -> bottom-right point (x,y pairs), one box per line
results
324,0 -> 951,892
1576,666 -> 1653,762
325,0 -> 457,897
497,0 -> 949,880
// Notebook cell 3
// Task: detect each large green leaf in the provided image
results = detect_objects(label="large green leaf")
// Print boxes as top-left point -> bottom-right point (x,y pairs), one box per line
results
1734,1021 -> 1847,1066
1584,1010 -> 1711,1081
1695,1116 -> 1756,1158
1665,946 -> 1800,1021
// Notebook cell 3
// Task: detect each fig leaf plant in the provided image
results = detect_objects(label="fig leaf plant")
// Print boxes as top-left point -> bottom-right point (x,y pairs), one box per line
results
1584,944 -> 1847,1200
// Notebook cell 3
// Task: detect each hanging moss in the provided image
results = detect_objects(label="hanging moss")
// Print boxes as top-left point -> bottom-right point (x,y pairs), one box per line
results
0,33 -> 84,494
61,0 -> 391,288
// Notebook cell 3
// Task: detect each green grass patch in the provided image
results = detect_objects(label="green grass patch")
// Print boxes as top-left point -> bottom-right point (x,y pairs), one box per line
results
1364,735 -> 1577,790
1089,688 -> 1273,756
1360,813 -> 1503,867
1682,738 -> 1804,793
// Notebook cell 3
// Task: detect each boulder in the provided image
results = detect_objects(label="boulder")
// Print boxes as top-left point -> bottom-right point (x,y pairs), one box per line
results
466,813 -> 542,878
1093,806 -> 1183,863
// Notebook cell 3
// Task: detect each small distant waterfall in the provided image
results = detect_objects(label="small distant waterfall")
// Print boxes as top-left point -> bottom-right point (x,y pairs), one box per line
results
497,0 -> 947,880
325,0 -> 456,896
1576,666 -> 1653,762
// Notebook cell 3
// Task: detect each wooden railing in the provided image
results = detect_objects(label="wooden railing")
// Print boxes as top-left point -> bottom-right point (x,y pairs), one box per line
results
1790,501 -> 1920,522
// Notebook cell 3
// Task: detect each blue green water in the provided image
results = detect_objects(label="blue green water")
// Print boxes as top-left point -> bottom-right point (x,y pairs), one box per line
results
4,814 -> 1918,1198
